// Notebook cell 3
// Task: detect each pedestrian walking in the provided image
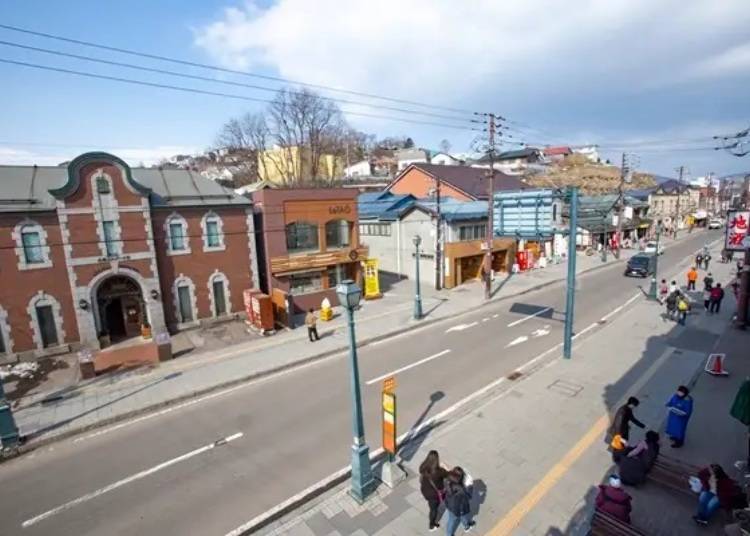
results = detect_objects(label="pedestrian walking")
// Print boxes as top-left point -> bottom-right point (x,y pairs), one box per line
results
677,294 -> 690,325
687,267 -> 698,291
419,450 -> 448,532
703,286 -> 712,312
709,283 -> 725,314
444,467 -> 475,535
693,464 -> 746,526
305,308 -> 319,342
609,397 -> 645,443
703,273 -> 714,291
695,252 -> 704,269
659,279 -> 669,304
703,252 -> 712,270
595,475 -> 633,524
666,385 -> 693,448
665,291 -> 679,320
669,280 -> 679,295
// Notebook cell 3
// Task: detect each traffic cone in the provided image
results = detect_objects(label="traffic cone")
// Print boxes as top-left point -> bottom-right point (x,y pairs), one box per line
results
706,353 -> 729,376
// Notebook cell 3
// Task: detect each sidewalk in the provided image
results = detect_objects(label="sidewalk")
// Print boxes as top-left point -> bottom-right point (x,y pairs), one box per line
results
246,241 -> 742,536
7,234 -> 702,451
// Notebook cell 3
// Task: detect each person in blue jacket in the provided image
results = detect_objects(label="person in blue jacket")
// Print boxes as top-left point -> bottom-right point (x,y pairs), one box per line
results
666,385 -> 693,448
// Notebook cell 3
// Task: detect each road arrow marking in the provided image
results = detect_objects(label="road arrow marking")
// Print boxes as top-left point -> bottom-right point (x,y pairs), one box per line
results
507,336 -> 529,347
531,326 -> 551,338
446,321 -> 478,333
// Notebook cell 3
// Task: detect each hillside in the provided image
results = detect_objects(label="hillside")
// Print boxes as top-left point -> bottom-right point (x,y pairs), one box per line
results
524,154 -> 657,195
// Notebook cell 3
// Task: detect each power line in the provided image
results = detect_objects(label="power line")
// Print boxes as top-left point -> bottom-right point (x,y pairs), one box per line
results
0,57 -> 480,132
0,23 -> 478,116
0,39 -> 477,124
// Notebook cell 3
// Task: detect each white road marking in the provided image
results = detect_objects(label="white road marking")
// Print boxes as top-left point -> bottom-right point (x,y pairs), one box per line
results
492,314 -> 499,318
446,322 -> 478,333
507,336 -> 529,347
531,326 -> 551,338
23,432 -> 244,528
482,318 -> 490,322
507,306 -> 553,327
365,350 -> 452,385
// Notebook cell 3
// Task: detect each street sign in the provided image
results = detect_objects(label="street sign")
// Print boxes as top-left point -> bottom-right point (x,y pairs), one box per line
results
383,376 -> 396,394
493,189 -> 557,239
725,210 -> 749,251
382,390 -> 397,455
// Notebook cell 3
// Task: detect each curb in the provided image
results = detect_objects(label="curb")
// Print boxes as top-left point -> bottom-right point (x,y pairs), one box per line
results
6,235 -> 699,458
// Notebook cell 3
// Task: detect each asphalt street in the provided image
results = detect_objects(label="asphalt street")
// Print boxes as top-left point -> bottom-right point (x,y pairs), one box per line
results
0,231 -> 721,536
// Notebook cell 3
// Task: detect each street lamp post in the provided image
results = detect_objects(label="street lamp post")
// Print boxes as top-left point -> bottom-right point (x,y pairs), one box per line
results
413,235 -> 423,320
0,377 -> 20,450
336,280 -> 374,503
648,223 -> 662,300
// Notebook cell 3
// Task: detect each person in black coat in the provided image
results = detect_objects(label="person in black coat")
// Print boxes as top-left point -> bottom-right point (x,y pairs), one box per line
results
609,397 -> 645,443
419,450 -> 448,531
444,467 -> 475,535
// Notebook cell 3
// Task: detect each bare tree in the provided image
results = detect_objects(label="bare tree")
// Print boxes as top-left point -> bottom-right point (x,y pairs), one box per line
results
216,112 -> 269,185
439,139 -> 452,154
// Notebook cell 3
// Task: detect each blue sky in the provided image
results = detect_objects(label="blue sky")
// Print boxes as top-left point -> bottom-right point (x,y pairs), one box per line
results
1,0 -> 749,179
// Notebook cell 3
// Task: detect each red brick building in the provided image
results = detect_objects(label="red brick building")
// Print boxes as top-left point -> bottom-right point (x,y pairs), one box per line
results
252,188 -> 366,320
0,152 -> 258,362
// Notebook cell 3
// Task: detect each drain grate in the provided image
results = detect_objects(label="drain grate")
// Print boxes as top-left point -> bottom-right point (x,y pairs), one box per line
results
547,379 -> 584,397
506,371 -> 523,381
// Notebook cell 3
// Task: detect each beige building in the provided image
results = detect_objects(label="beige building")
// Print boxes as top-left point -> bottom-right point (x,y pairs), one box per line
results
648,180 -> 696,230
258,146 -> 343,185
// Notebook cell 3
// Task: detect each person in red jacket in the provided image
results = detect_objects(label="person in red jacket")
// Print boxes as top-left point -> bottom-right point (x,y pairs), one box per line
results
693,464 -> 745,525
596,475 -> 633,524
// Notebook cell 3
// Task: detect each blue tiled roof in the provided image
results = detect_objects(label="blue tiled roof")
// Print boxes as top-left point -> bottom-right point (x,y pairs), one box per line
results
358,191 -> 488,222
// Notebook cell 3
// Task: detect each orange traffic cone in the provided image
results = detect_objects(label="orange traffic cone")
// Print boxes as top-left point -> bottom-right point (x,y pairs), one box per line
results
705,353 -> 729,376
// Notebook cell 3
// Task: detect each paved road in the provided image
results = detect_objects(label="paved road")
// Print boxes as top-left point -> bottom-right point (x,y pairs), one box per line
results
0,231 -> 720,536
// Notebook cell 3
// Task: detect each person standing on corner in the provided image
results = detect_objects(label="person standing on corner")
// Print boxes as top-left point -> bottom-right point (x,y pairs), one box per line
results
305,308 -> 319,342
419,451 -> 448,532
444,467 -> 476,535
703,252 -> 712,270
687,266 -> 698,291
666,385 -> 693,448
709,283 -> 725,314
610,397 -> 646,444
703,272 -> 714,291
695,252 -> 703,270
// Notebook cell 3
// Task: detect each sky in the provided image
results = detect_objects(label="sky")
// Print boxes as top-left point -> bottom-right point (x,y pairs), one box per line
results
1,0 -> 749,179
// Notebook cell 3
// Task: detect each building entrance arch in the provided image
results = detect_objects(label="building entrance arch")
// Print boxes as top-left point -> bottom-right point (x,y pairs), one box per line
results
95,275 -> 144,342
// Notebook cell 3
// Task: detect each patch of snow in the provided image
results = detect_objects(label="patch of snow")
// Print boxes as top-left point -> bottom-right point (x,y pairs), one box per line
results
0,362 -> 39,380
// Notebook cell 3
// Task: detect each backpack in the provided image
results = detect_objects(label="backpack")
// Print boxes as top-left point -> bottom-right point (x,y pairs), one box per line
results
678,299 -> 688,312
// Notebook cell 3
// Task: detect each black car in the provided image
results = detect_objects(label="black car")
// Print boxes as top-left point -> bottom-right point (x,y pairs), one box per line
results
624,253 -> 656,278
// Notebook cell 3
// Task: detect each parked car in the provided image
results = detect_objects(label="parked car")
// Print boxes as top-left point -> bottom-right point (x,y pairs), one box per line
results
624,253 -> 656,278
708,219 -> 723,229
643,241 -> 664,255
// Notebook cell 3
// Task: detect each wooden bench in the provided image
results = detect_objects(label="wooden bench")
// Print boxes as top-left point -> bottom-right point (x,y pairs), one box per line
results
646,455 -> 701,498
590,510 -> 648,535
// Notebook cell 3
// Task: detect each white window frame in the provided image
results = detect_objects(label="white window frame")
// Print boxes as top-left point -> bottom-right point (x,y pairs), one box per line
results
13,219 -> 52,270
172,274 -> 199,327
0,306 -> 12,355
27,291 -> 66,351
207,270 -> 231,317
165,212 -> 191,256
201,211 -> 226,252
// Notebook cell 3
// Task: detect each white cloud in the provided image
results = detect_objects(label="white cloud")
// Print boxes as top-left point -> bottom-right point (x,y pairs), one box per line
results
0,146 -> 199,167
686,41 -> 750,79
194,0 -> 750,104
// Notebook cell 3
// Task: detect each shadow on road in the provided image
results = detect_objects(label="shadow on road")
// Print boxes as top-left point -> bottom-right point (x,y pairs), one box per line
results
398,390 -> 445,462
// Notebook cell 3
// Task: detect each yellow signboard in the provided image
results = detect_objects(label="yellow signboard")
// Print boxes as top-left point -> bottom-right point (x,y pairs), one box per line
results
364,258 -> 381,300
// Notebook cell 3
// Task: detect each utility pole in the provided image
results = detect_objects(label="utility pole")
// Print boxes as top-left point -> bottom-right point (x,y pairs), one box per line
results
435,175 -> 442,290
674,165 -> 685,238
615,153 -> 627,259
484,113 -> 497,300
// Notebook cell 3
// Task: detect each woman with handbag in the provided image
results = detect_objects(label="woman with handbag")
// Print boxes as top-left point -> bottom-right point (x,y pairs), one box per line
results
693,464 -> 747,526
419,450 -> 448,532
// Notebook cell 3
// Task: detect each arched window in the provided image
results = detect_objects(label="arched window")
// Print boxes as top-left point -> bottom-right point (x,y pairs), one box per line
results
172,274 -> 198,326
325,219 -> 351,249
96,175 -> 111,194
286,222 -> 319,253
27,292 -> 65,350
13,219 -> 52,270
201,211 -> 225,252
208,271 -> 231,317
165,213 -> 191,255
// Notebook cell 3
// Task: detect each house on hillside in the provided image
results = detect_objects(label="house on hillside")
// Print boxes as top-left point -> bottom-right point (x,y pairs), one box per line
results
395,148 -> 431,171
386,163 -> 526,201
431,152 -> 465,166
344,159 -> 372,178
542,146 -> 572,162
470,148 -> 545,174
571,145 -> 601,163
358,191 -> 515,289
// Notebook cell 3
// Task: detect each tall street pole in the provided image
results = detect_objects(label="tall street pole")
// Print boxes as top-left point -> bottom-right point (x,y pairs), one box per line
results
648,223 -> 662,300
615,152 -> 627,259
484,113 -> 496,301
337,281 -> 374,503
563,187 -> 579,359
413,235 -> 423,320
435,176 -> 442,291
